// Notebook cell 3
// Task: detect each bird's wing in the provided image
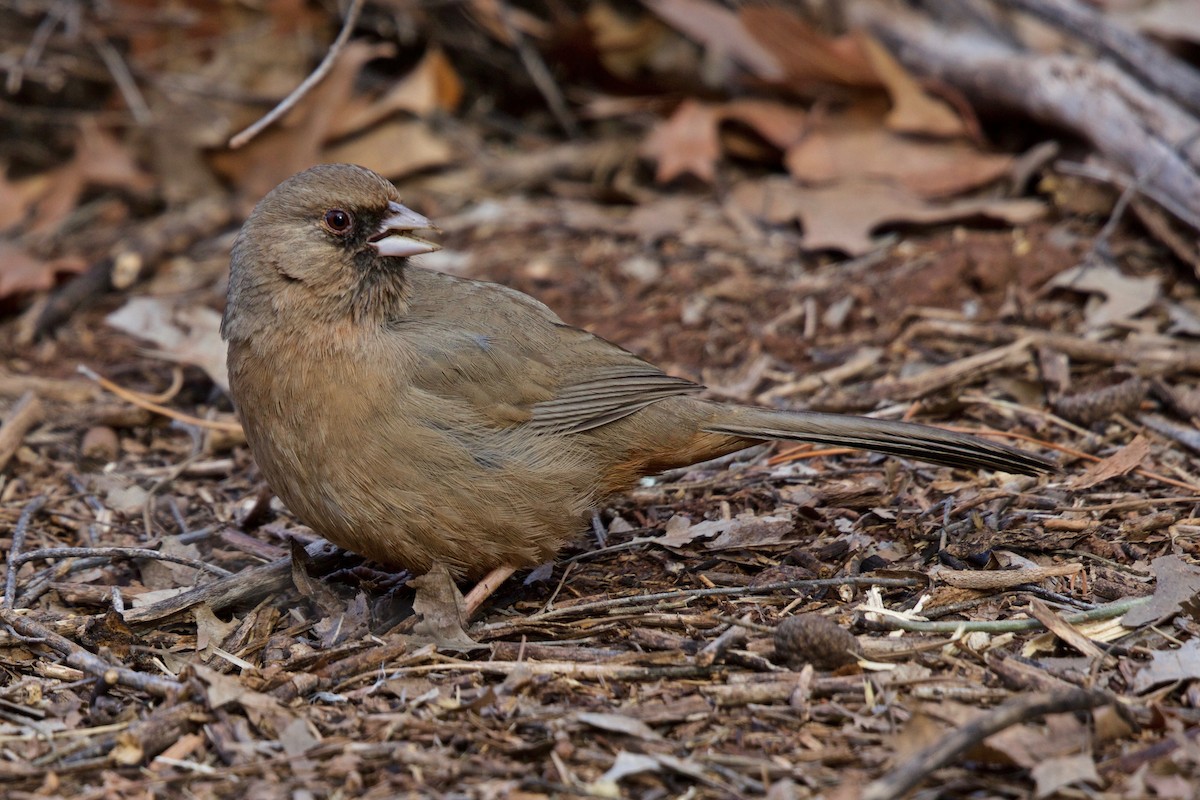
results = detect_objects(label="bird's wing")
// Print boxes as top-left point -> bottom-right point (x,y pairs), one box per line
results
525,360 -> 701,434
399,270 -> 702,433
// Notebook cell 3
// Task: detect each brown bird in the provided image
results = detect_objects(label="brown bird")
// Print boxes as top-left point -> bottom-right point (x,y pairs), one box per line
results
223,164 -> 1053,587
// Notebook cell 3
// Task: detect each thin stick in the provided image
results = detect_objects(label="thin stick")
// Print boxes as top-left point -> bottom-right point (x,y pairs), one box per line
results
462,565 -> 517,619
0,608 -> 182,699
78,366 -> 242,433
228,0 -> 366,149
495,0 -> 580,138
0,391 -> 43,472
4,496 -> 48,608
10,546 -> 232,581
492,576 -> 923,625
862,688 -> 1113,800
862,595 -> 1149,634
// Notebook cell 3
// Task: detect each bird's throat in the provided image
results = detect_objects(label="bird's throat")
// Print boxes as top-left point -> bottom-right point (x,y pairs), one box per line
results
350,254 -> 411,324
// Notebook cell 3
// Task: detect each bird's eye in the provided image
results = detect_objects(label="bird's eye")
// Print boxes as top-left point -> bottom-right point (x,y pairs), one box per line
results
323,208 -> 353,235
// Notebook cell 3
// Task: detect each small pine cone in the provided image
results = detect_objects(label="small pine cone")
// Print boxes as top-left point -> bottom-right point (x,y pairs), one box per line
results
773,614 -> 861,670
1053,378 -> 1146,425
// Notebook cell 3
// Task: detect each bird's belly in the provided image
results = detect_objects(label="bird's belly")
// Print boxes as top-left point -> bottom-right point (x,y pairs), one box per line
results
236,375 -> 596,577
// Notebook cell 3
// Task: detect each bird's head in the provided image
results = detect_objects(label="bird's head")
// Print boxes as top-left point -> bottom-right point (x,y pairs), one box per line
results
223,163 -> 439,338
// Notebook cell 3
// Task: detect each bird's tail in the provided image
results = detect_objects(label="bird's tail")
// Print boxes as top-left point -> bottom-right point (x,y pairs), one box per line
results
703,407 -> 1054,475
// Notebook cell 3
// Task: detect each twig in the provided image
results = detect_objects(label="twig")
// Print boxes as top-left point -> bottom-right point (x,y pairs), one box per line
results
8,545 -> 232,589
78,366 -> 242,434
89,32 -> 151,123
462,565 -> 517,619
0,608 -> 183,699
4,496 -> 49,608
860,594 -> 1149,634
862,688 -> 1113,800
272,637 -> 410,701
697,613 -> 751,666
488,576 -> 923,626
1055,159 -> 1200,238
494,0 -> 580,139
6,0 -> 71,93
859,4 -> 1200,230
995,0 -> 1200,117
382,658 -> 713,681
122,539 -> 342,626
228,0 -> 366,148
0,391 -> 44,472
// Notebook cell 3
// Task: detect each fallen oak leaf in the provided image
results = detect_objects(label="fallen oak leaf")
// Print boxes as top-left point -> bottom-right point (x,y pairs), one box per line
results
1068,435 -> 1150,490
409,562 -> 479,650
785,124 -> 1014,198
0,242 -> 86,300
1132,638 -> 1200,694
1030,753 -> 1102,797
105,296 -> 228,392
645,0 -> 782,81
729,176 -> 1045,255
640,99 -> 721,183
328,46 -> 464,138
739,4 -> 876,87
1050,263 -> 1160,329
857,32 -> 967,138
1121,555 -> 1200,628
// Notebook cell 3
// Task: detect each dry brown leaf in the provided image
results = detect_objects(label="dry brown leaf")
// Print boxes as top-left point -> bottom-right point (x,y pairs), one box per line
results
705,515 -> 793,550
1050,263 -> 1161,328
587,3 -> 675,80
0,168 -> 40,230
644,0 -> 782,81
1030,753 -> 1102,798
0,242 -> 86,300
985,713 -> 1092,769
139,536 -> 204,591
785,126 -> 1013,198
576,712 -> 662,741
640,99 -> 722,183
721,99 -> 807,150
410,562 -> 477,649
73,119 -> 156,195
329,47 -> 464,139
323,119 -> 454,181
642,99 -> 806,182
105,296 -> 229,392
1132,639 -> 1200,693
194,603 -> 239,652
640,513 -> 792,550
1069,435 -> 1150,490
729,176 -> 1045,255
738,6 -> 876,88
1121,555 -> 1200,628
210,40 -> 388,205
856,33 -> 967,138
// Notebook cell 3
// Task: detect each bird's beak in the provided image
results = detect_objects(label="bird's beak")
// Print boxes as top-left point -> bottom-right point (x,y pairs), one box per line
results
368,201 -> 441,258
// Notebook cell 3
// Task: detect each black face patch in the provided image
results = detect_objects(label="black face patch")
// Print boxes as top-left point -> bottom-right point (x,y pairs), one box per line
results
328,206 -> 384,253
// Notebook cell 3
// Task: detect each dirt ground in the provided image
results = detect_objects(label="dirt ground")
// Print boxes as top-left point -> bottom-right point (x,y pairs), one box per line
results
3,2 -> 1200,799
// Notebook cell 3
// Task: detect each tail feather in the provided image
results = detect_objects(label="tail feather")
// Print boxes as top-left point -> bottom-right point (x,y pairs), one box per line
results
704,409 -> 1054,476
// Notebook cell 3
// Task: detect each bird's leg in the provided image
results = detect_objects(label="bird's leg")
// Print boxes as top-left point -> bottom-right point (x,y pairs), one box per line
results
462,564 -> 517,619
591,510 -> 608,548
